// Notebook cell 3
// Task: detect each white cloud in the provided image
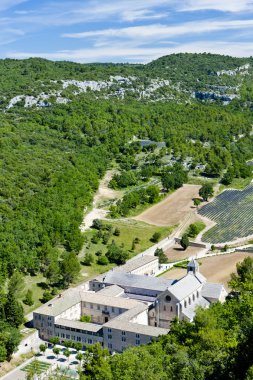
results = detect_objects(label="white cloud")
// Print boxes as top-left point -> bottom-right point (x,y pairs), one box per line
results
179,0 -> 253,13
7,40 -> 253,64
63,19 -> 253,41
0,0 -> 28,12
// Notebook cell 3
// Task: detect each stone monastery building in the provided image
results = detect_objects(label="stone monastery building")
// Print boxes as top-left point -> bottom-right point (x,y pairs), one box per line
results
34,258 -> 227,353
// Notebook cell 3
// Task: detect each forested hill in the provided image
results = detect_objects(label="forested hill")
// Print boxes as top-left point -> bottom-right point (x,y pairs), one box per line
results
1,53 -> 253,360
1,53 -> 253,109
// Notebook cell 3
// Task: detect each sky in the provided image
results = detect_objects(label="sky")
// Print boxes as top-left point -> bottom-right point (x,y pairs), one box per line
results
1,0 -> 253,63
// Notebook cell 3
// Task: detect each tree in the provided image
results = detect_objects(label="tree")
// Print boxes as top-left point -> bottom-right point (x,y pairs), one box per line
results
64,349 -> 71,361
82,343 -> 112,380
82,252 -> 94,266
41,290 -> 52,304
106,242 -> 129,265
150,232 -> 161,243
23,289 -> 34,306
76,352 -> 83,365
113,227 -> 120,236
187,224 -> 198,238
61,252 -> 81,287
39,344 -> 47,355
53,347 -> 60,358
45,261 -> 60,285
4,290 -> 24,328
0,345 -> 7,362
161,173 -> 175,192
49,337 -> 60,345
180,234 -> 189,251
199,184 -> 214,201
193,198 -> 201,208
92,219 -> 103,230
97,256 -> 109,265
154,248 -> 168,264
8,271 -> 25,298
229,256 -> 253,292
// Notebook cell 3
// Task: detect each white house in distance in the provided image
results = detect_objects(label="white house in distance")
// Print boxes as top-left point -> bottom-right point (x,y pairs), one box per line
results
33,258 -> 227,353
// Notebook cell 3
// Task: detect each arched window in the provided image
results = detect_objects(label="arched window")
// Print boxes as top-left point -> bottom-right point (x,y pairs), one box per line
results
197,291 -> 199,298
170,306 -> 173,312
193,294 -> 195,301
189,297 -> 191,305
184,300 -> 187,308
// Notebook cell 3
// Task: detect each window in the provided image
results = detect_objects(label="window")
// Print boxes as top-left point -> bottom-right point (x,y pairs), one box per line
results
165,295 -> 171,302
108,343 -> 112,349
136,334 -> 140,338
112,307 -> 115,312
136,339 -> 140,345
88,339 -> 92,344
77,337 -> 81,342
170,306 -> 173,312
108,328 -> 112,333
184,301 -> 187,308
197,291 -> 199,298
108,335 -> 112,340
97,305 -> 100,310
66,334 -> 70,339
164,305 -> 166,311
121,337 -> 126,342
193,294 -> 195,301
122,331 -> 126,335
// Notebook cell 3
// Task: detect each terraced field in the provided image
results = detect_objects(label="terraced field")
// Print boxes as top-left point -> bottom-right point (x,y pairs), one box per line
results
199,184 -> 253,243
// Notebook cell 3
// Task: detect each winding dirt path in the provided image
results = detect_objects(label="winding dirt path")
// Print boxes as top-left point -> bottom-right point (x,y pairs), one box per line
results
80,170 -> 121,232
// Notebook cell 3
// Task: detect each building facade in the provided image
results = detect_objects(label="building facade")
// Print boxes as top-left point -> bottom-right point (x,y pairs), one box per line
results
33,259 -> 227,353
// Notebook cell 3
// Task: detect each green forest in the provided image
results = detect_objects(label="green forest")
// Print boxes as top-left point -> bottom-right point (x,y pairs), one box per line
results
1,53 -> 253,360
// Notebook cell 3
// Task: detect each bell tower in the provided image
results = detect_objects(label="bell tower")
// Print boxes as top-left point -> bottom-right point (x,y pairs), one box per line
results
187,259 -> 199,275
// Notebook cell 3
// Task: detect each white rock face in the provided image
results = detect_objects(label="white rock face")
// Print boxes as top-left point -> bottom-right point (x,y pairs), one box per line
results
217,64 -> 250,77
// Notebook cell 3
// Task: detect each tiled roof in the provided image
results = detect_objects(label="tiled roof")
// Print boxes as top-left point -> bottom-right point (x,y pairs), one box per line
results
102,271 -> 174,291
201,283 -> 225,300
55,318 -> 102,332
97,285 -> 124,297
168,273 -> 202,301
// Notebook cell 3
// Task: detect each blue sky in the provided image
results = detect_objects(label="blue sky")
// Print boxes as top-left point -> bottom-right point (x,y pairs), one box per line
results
1,0 -> 253,63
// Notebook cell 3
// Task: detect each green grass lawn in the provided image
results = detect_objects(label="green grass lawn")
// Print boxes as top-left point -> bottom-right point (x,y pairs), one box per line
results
79,219 -> 175,279
219,176 -> 253,192
22,273 -> 48,314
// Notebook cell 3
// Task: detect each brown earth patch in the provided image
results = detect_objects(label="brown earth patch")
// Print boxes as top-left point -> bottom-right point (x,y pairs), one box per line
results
165,244 -> 202,262
161,252 -> 253,288
134,184 -> 201,226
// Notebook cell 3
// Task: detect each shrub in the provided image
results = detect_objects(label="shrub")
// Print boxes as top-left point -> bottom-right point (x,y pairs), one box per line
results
80,315 -> 91,323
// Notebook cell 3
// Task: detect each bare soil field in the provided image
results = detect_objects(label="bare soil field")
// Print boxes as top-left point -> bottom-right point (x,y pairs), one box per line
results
134,184 -> 201,226
165,244 -> 201,262
161,252 -> 253,288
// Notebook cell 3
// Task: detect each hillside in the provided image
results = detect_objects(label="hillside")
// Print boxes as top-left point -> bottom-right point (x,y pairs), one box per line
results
1,53 -> 253,109
1,53 -> 253,361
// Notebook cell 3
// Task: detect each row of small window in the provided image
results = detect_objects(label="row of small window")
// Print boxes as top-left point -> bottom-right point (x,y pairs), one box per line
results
83,303 -> 121,314
55,326 -> 101,336
163,306 -> 173,312
182,292 -> 200,309
56,333 -> 94,344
